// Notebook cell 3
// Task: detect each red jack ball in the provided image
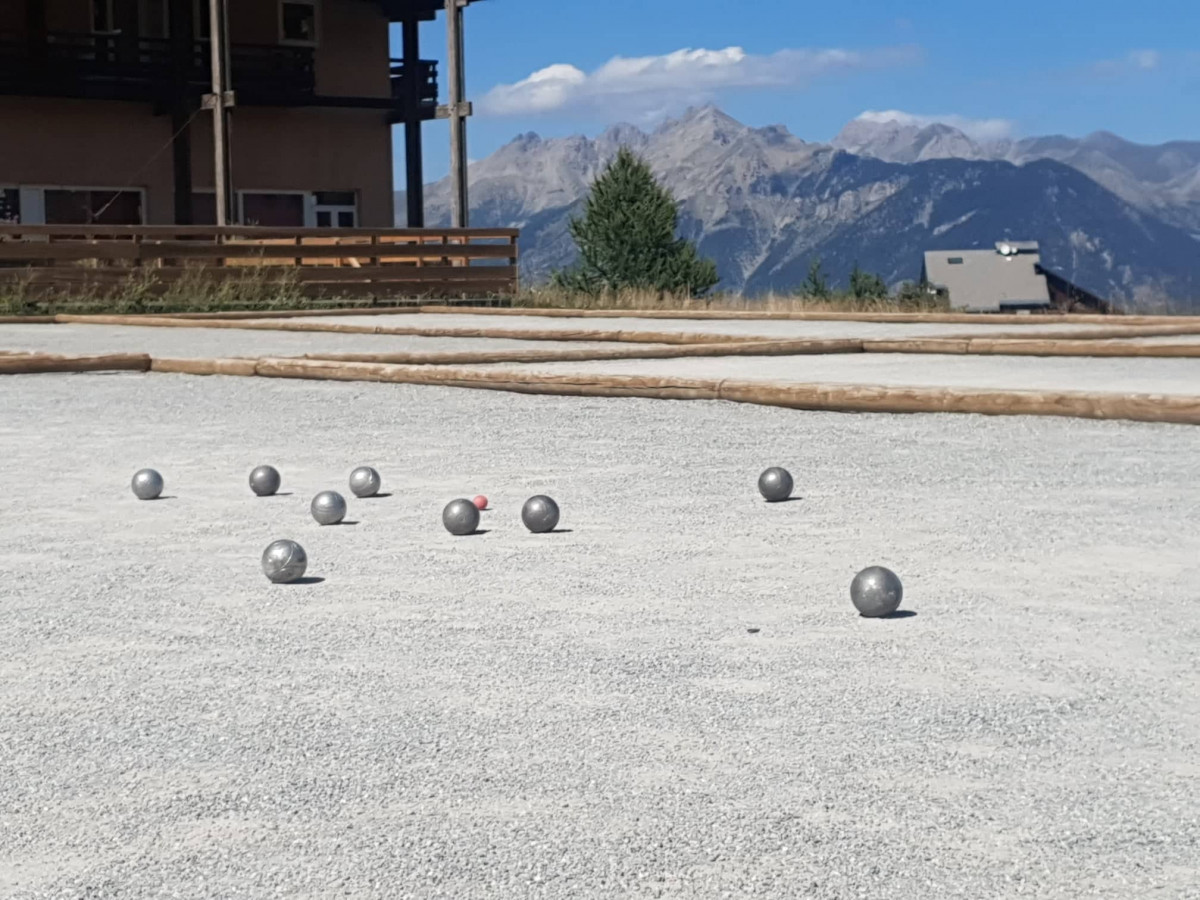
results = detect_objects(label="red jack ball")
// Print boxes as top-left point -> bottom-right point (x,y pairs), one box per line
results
472,495 -> 488,511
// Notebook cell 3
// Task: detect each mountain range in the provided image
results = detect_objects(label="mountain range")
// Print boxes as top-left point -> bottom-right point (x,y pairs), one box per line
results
409,106 -> 1200,309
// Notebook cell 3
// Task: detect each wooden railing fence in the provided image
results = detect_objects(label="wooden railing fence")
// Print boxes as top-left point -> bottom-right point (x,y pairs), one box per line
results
0,226 -> 520,299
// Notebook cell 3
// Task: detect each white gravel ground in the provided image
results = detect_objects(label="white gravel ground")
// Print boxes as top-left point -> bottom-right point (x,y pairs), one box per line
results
486,354 -> 1200,396
1,372 -> 1198,899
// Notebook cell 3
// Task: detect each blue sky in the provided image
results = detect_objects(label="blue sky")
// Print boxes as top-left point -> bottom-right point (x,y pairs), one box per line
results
393,0 -> 1200,185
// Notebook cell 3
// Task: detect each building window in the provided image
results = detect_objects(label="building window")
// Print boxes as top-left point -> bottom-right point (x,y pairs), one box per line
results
280,1 -> 318,45
314,191 -> 357,228
0,189 -> 20,224
43,189 -> 144,225
947,257 -> 964,265
242,192 -> 306,226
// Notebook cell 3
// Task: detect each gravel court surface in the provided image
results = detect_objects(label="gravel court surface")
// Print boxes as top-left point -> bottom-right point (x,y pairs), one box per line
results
0,323 -> 628,358
1,373 -> 1199,899
269,313 -> 1111,339
485,353 -> 1200,395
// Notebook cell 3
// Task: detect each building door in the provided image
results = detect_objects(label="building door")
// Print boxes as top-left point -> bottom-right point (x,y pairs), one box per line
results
312,191 -> 357,228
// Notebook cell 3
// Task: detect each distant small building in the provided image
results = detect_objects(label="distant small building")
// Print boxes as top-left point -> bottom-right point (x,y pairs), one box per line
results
921,241 -> 1110,313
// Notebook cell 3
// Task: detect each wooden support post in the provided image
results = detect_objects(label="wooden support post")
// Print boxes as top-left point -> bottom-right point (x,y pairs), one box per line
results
206,0 -> 236,226
401,17 -> 425,228
169,0 -> 195,224
445,0 -> 468,228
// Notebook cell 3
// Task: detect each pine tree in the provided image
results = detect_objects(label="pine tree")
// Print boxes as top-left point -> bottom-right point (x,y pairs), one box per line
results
552,148 -> 719,296
801,257 -> 830,299
848,262 -> 888,300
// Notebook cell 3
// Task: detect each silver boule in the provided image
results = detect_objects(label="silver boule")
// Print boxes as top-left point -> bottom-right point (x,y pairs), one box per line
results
850,566 -> 903,618
249,465 -> 281,497
521,495 -> 560,534
131,468 -> 164,500
262,539 -> 308,584
757,467 -> 793,502
349,466 -> 382,498
310,490 -> 347,526
442,498 -> 481,536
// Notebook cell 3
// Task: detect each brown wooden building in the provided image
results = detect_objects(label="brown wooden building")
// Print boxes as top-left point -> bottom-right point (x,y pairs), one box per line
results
0,0 -> 476,229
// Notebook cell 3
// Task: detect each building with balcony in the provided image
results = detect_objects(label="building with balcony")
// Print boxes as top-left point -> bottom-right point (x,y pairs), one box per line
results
0,0 -> 472,228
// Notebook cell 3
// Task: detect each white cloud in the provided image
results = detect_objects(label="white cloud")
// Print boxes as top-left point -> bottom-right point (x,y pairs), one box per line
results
1089,49 -> 1162,77
855,110 -> 1016,141
479,44 -> 921,117
1128,49 -> 1162,70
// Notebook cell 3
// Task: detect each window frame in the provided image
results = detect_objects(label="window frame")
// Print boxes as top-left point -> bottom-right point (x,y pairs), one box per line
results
188,189 -> 360,227
278,0 -> 320,47
1,185 -> 146,226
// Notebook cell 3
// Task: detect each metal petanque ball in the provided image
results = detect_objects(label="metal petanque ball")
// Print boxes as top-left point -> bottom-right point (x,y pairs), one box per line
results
310,490 -> 347,526
349,466 -> 382,498
262,539 -> 308,584
131,468 -> 164,501
443,498 -> 481,536
850,566 -> 904,618
248,465 -> 281,497
521,495 -> 560,534
757,467 -> 793,503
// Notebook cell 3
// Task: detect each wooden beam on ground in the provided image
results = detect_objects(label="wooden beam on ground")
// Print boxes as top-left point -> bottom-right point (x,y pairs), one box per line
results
0,353 -> 152,374
150,357 -> 259,376
299,338 -> 865,366
146,356 -> 1200,426
417,305 -> 1200,327
51,314 -> 774,345
865,338 -> 1200,358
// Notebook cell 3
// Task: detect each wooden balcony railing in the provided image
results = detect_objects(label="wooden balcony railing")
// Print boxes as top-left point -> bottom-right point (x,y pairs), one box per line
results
390,58 -> 439,116
0,226 -> 520,300
0,32 -> 435,112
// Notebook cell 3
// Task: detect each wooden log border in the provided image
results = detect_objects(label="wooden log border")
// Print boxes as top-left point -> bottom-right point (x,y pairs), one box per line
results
51,314 -> 772,346
7,315 -> 1200,361
298,339 -> 864,366
417,304 -> 1200,327
139,356 -> 1200,426
0,352 -> 152,374
42,312 -> 1200,348
0,351 -> 1194,425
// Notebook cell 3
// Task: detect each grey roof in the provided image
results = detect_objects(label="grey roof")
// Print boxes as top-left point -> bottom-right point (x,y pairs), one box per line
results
923,242 -> 1051,311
